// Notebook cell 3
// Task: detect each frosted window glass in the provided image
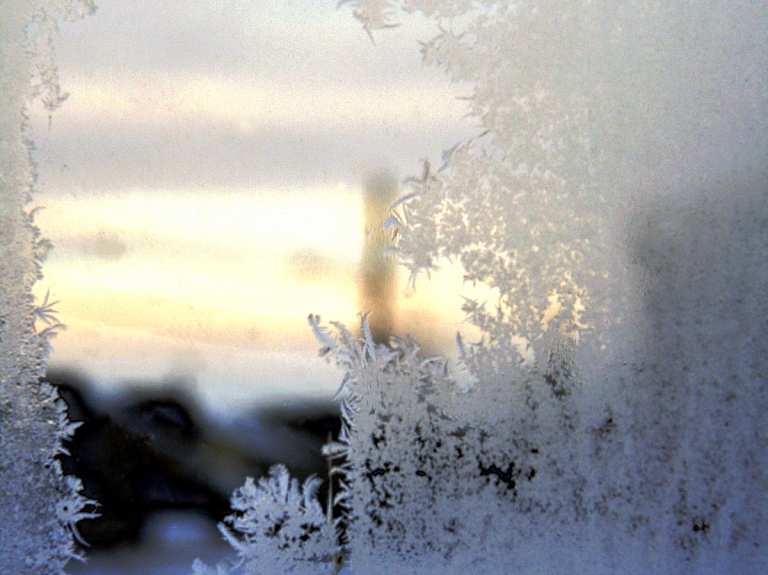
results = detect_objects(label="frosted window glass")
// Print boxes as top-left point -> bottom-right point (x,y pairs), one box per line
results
2,1 -> 767,574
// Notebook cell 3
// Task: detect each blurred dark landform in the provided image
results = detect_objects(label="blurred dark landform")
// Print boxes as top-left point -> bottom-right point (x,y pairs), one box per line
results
46,369 -> 341,551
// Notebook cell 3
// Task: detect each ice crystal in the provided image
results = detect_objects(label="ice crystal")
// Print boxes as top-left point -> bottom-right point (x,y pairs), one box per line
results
337,0 -> 401,43
191,465 -> 339,575
318,1 -> 768,573
310,314 -> 596,574
197,1 -> 767,573
1,1 -> 97,573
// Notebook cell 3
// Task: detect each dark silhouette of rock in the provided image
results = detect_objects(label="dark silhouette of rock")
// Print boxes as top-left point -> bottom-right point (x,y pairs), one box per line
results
47,369 -> 341,551
51,371 -> 234,548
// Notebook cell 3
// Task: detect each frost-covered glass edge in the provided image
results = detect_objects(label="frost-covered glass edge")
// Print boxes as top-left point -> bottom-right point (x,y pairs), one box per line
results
0,1 -> 97,573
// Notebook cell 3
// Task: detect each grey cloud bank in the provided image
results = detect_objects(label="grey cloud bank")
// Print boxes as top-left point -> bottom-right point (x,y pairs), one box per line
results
35,106 -> 475,190
33,0 -> 477,193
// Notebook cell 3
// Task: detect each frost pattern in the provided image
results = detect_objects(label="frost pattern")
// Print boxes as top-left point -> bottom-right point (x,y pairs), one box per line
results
194,1 -> 766,573
191,465 -> 339,575
0,1 -> 97,573
311,314 -> 605,574
172,0 -> 768,571
318,1 -> 767,574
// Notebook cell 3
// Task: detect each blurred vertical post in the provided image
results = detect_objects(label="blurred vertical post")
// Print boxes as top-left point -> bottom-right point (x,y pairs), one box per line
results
359,168 -> 398,345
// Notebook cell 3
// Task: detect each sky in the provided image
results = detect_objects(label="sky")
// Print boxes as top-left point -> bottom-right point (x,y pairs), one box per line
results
28,0 -> 484,417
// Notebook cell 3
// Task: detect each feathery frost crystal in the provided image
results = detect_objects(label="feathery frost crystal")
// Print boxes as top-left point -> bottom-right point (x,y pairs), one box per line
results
192,465 -> 339,575
302,2 -> 767,573
3,1 -> 767,574
0,1 -> 97,573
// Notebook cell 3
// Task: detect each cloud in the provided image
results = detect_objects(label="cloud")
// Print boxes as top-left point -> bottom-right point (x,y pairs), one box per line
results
56,0 -> 441,80
56,74 -> 466,132
35,97 -> 477,190
75,230 -> 127,261
36,0 -> 478,192
284,247 -> 337,282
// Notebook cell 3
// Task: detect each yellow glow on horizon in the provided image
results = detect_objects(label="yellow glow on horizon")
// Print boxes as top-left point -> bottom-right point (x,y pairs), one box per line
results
34,187 -> 363,352
32,185 -> 484,404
